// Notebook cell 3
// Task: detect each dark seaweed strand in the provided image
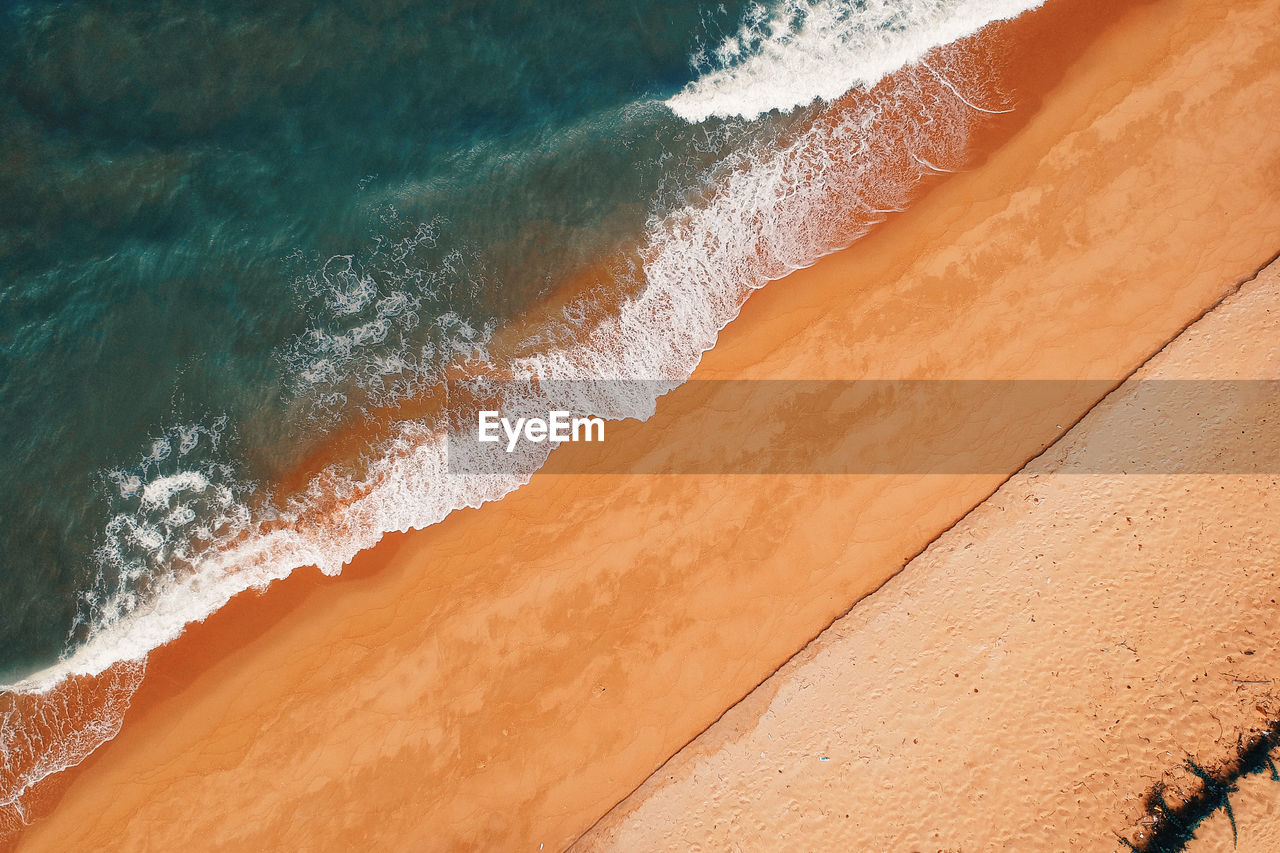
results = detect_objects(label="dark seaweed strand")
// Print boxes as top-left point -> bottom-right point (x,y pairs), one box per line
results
1120,715 -> 1280,852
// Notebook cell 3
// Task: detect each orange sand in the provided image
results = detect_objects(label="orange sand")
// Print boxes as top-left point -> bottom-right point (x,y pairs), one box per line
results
577,258 -> 1280,850
13,0 -> 1280,848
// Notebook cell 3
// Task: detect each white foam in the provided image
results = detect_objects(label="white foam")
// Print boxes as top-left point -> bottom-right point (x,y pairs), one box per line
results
668,0 -> 1041,122
140,471 -> 210,508
0,660 -> 145,816
281,221 -> 490,421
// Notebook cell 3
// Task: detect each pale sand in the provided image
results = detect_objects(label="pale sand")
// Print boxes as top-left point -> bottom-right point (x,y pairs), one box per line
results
13,0 -> 1280,849
577,259 -> 1280,850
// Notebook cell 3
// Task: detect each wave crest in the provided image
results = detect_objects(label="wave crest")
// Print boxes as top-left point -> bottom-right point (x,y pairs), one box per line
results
668,0 -> 1039,122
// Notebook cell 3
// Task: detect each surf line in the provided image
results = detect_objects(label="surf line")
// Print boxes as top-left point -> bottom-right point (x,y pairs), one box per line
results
478,411 -> 606,453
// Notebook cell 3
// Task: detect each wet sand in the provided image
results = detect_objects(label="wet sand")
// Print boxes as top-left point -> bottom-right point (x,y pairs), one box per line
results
577,258 -> 1280,850
12,0 -> 1280,848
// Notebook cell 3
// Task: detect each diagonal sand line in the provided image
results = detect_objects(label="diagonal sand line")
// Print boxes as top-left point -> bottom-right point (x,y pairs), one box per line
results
571,251 -> 1280,850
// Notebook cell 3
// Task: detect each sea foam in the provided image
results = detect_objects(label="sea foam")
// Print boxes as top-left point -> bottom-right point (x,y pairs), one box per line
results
669,0 -> 1041,122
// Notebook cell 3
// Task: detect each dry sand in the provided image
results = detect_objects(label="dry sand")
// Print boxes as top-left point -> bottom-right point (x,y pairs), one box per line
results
11,0 -> 1280,849
576,260 -> 1280,851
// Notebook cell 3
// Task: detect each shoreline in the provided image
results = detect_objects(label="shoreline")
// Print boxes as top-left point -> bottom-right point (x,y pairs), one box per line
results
11,0 -> 1280,848
0,0 -> 1029,704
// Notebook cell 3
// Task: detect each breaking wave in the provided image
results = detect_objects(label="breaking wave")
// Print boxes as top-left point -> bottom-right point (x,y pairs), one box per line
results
668,0 -> 1040,122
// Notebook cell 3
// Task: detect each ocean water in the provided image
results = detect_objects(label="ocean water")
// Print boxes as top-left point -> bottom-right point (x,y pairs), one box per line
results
0,0 -> 760,685
0,0 -> 1043,823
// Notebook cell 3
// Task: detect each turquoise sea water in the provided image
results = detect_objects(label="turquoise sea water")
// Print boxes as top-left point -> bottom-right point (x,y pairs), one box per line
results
0,0 -> 766,681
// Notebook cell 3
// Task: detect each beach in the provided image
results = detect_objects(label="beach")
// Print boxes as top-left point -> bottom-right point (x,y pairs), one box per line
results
9,0 -> 1280,848
577,258 -> 1280,851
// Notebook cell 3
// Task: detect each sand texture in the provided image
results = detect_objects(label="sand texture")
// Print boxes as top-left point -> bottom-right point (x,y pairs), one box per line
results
577,259 -> 1280,850
11,0 -> 1280,849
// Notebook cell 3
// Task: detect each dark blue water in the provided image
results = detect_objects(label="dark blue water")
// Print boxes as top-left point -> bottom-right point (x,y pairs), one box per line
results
0,0 -> 760,682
